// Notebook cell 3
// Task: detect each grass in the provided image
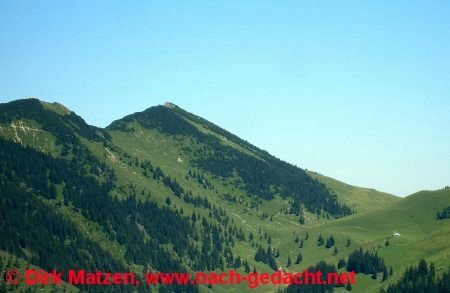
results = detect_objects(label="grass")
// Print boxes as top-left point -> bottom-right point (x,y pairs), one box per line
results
105,121 -> 450,292
0,118 -> 59,155
308,171 -> 400,213
1,103 -> 450,293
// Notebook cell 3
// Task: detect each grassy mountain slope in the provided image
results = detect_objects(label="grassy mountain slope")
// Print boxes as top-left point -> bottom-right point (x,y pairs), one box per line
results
303,188 -> 450,292
108,103 -> 352,217
308,171 -> 400,213
0,98 -> 449,293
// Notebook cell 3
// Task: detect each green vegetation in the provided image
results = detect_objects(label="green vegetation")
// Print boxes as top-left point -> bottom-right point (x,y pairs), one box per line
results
109,105 -> 352,217
285,261 -> 341,293
381,259 -> 450,293
436,206 -> 450,220
307,171 -> 400,213
0,99 -> 449,293
347,248 -> 387,276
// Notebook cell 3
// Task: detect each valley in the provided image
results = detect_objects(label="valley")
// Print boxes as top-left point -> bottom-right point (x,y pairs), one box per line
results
0,98 -> 449,292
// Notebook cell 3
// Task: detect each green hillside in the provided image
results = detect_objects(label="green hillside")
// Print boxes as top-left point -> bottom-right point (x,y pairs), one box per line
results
308,172 -> 400,213
0,98 -> 449,293
294,189 -> 450,292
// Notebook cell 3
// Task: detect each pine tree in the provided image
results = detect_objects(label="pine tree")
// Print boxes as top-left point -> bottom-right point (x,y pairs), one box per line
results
268,255 -> 278,271
49,183 -> 57,199
233,256 -> 242,268
299,214 -> 305,225
325,235 -> 335,248
382,266 -> 388,281
318,234 -> 324,246
287,255 -> 292,267
244,261 -> 250,273
295,253 -> 302,264
346,282 -> 352,291
338,258 -> 346,269
418,259 -> 428,275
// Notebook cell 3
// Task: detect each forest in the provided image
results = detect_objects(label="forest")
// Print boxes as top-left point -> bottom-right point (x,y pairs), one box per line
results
108,105 -> 352,218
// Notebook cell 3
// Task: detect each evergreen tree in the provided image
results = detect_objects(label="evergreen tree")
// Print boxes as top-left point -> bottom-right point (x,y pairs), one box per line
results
347,247 -> 388,275
244,261 -> 250,273
337,258 -> 346,269
233,256 -> 242,269
381,259 -> 450,293
317,234 -> 324,246
49,183 -> 57,199
382,266 -> 388,281
325,235 -> 335,248
299,214 -> 305,225
295,253 -> 303,264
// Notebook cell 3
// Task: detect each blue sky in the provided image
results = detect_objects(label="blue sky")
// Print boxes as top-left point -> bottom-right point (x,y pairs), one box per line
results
1,1 -> 449,196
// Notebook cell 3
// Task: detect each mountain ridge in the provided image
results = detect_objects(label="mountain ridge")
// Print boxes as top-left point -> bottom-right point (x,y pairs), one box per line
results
0,97 -> 449,293
107,101 -> 353,217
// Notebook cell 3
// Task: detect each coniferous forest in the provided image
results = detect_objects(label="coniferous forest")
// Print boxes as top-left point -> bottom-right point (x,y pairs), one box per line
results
0,99 -> 449,293
381,259 -> 450,293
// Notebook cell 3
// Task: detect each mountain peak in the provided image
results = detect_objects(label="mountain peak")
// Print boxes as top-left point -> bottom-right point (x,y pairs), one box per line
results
0,98 -> 109,145
0,98 -> 72,117
163,102 -> 178,109
40,100 -> 72,116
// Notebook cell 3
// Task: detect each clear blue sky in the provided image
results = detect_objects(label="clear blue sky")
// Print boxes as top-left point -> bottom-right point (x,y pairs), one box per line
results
1,1 -> 449,196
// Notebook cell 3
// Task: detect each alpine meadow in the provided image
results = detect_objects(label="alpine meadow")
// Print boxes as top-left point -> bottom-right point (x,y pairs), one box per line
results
0,98 -> 449,292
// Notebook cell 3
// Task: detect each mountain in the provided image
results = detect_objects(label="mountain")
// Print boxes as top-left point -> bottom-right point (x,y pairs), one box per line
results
307,172 -> 400,213
0,98 -> 449,293
107,102 -> 352,217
